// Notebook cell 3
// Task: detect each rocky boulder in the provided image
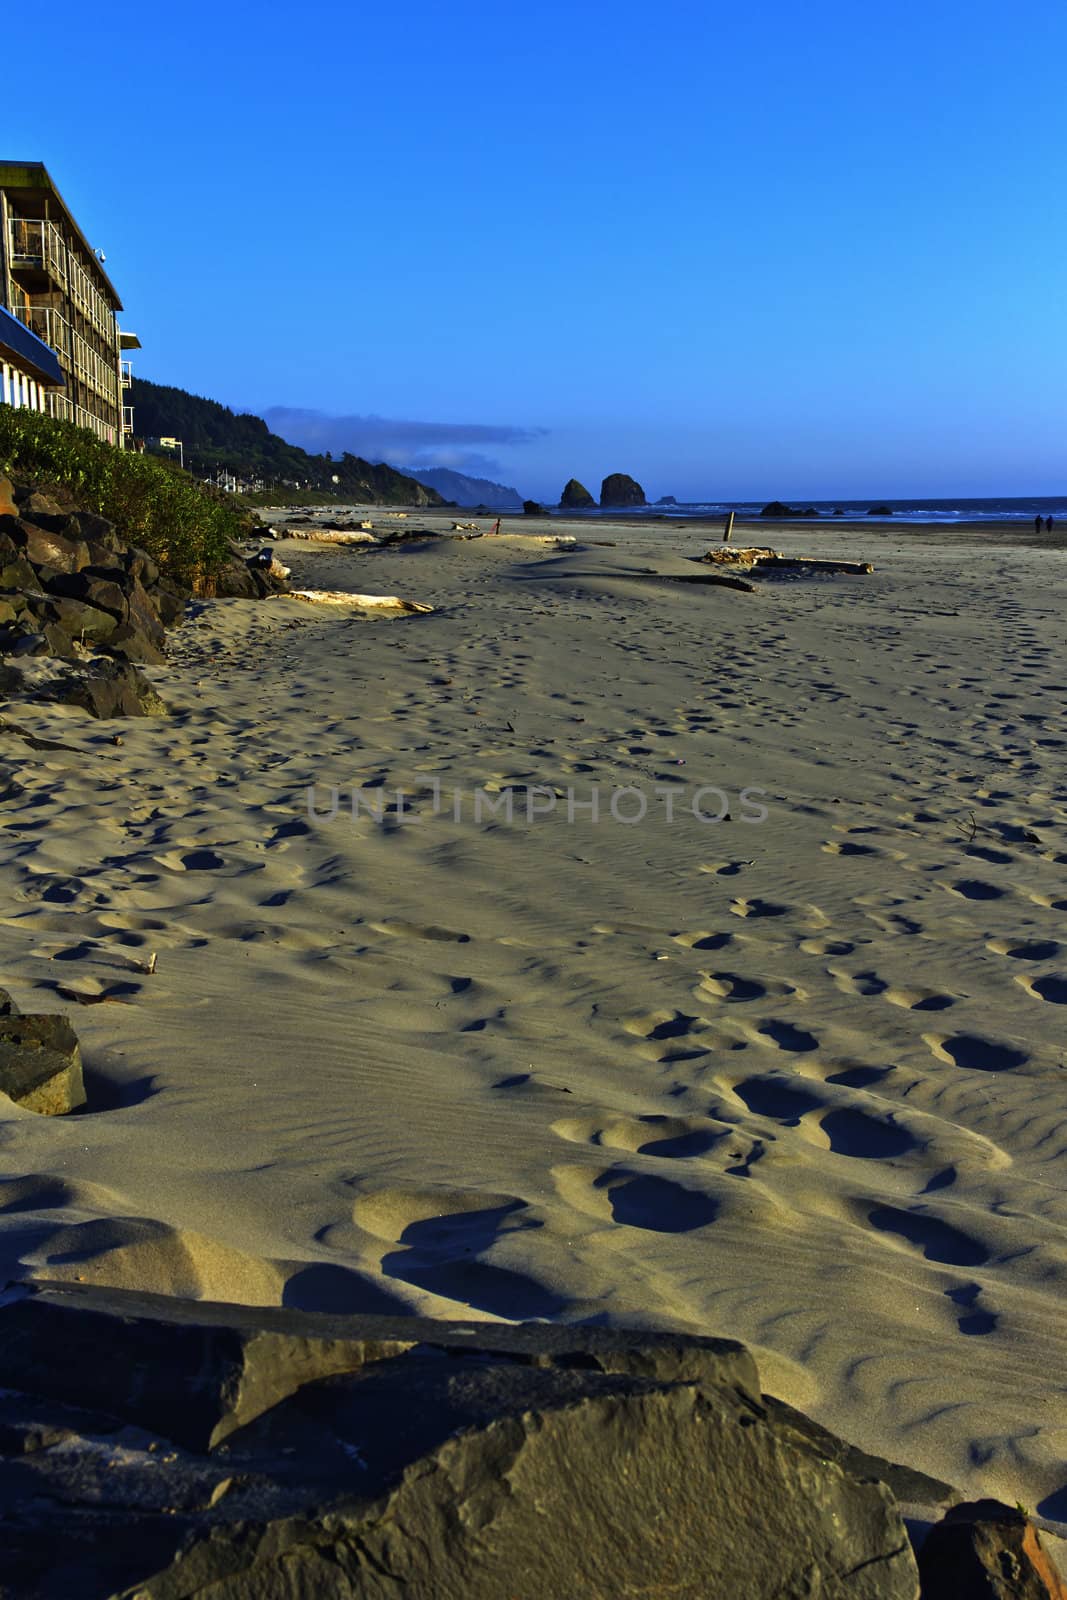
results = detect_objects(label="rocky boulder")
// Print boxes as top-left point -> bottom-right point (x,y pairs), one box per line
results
559,478 -> 596,509
0,1283 -> 925,1599
0,656 -> 168,718
600,472 -> 646,507
918,1501 -> 1067,1598
0,1008 -> 85,1114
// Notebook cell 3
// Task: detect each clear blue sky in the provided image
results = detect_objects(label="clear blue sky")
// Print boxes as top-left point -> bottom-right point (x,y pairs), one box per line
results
25,0 -> 1067,500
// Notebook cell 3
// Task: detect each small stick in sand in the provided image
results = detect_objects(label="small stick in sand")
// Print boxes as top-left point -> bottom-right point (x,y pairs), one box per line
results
722,510 -> 735,544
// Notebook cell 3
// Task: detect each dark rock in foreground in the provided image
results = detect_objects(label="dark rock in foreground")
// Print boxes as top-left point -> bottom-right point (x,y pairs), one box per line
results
559,477 -> 596,508
600,472 -> 646,507
0,656 -> 168,718
0,1281 -> 926,1599
918,1500 -> 1067,1598
0,1008 -> 85,1113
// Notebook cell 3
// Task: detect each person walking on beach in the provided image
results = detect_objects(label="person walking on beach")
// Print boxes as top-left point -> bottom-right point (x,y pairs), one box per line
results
1035,514 -> 1043,533
1047,516 -> 1054,531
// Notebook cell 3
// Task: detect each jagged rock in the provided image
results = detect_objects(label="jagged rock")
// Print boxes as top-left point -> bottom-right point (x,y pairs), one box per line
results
21,526 -> 91,573
523,499 -> 547,516
18,489 -> 67,519
0,557 -> 39,592
47,597 -> 121,643
918,1500 -> 1067,1598
0,1012 -> 85,1114
656,494 -> 679,505
0,1283 -> 921,1600
559,478 -> 596,508
124,545 -> 160,587
31,658 -> 169,718
600,472 -> 646,507
868,505 -> 893,516
73,512 -> 126,552
0,986 -> 19,1014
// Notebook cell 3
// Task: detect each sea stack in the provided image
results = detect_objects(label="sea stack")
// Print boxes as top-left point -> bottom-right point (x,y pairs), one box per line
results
600,473 -> 646,508
559,478 -> 596,509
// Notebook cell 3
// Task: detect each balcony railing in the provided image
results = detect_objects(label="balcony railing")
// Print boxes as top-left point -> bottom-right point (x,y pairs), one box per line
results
120,359 -> 133,387
122,406 -> 134,433
66,255 -> 116,342
45,391 -> 117,444
9,302 -> 74,362
8,217 -> 67,288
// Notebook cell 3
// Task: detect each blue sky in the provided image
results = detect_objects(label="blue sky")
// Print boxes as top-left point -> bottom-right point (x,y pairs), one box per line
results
25,0 -> 1067,499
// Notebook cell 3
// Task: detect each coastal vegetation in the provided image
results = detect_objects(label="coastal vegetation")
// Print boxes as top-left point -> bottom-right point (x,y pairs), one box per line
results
0,407 -> 252,584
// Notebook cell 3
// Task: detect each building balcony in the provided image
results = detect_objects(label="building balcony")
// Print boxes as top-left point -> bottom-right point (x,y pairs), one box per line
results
8,302 -> 73,363
120,358 -> 133,388
8,217 -> 67,289
122,405 -> 134,433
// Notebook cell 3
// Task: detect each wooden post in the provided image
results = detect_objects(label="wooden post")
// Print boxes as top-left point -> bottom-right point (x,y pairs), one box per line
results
722,511 -> 735,543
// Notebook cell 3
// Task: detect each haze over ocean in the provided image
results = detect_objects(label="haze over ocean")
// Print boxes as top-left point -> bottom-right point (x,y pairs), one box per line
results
25,0 -> 1067,503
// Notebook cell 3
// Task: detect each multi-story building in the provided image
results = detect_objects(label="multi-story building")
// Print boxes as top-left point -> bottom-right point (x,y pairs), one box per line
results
0,162 -> 140,445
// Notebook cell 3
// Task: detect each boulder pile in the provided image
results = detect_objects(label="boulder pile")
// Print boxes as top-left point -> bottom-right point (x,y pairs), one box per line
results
0,477 -> 284,716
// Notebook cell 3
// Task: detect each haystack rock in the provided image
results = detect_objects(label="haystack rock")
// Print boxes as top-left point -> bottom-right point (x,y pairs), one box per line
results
559,478 -> 595,509
600,473 -> 646,508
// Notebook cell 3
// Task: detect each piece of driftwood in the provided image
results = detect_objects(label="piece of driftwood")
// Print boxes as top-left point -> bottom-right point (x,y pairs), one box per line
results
703,547 -> 872,576
757,555 -> 873,575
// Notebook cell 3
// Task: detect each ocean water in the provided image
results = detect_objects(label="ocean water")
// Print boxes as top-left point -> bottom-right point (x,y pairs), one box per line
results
575,497 -> 1067,524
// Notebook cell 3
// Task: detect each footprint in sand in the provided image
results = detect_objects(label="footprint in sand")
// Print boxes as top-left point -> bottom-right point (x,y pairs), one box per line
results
552,1164 -> 720,1233
944,878 -> 1009,902
798,937 -> 855,957
551,1112 -> 727,1161
695,971 -> 788,1004
1014,973 -> 1067,1005
866,1204 -> 989,1268
986,938 -> 1061,961
349,1185 -> 563,1319
924,1033 -> 1029,1072
883,986 -> 956,1012
829,967 -> 888,997
672,929 -> 734,952
944,1282 -> 998,1336
729,897 -> 790,919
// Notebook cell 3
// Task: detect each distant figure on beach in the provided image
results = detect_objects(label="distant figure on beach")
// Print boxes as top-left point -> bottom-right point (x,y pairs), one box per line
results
1035,514 -> 1043,533
1047,516 -> 1054,531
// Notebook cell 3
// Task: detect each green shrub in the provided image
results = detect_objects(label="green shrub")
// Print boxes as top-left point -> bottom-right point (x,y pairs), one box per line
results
0,408 -> 254,584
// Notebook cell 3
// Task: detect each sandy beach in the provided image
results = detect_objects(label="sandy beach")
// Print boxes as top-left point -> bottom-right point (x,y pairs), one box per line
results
1,510 -> 1064,1525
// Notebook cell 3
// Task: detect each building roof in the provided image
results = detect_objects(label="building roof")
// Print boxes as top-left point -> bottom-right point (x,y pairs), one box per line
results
0,305 -> 66,387
0,161 -> 123,309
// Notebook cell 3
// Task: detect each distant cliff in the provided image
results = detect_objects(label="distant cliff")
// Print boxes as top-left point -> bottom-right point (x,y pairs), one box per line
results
129,379 -> 444,505
399,467 -> 523,508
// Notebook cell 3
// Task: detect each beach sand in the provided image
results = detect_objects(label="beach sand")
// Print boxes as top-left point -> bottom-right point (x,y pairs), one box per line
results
0,510 -> 1064,1523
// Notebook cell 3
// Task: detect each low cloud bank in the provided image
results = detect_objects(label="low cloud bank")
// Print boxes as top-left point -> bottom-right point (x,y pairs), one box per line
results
263,408 -> 548,475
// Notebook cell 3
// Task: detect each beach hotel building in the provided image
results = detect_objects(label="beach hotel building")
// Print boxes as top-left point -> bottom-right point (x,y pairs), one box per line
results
0,161 -> 139,444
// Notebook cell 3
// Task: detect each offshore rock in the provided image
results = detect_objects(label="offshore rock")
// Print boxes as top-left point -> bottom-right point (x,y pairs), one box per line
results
600,472 -> 646,507
559,477 -> 596,508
